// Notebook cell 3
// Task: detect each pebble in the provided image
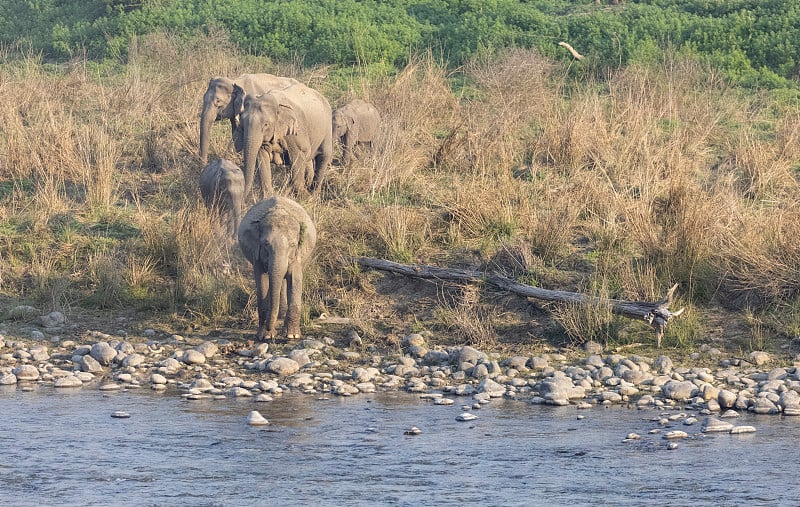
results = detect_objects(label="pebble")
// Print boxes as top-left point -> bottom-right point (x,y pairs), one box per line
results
701,417 -> 734,433
456,412 -> 477,422
247,411 -> 269,426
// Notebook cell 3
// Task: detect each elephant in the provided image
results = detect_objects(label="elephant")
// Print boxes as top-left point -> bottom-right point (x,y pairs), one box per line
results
199,159 -> 245,238
199,73 -> 299,165
238,196 -> 317,340
332,99 -> 381,165
236,82 -> 333,198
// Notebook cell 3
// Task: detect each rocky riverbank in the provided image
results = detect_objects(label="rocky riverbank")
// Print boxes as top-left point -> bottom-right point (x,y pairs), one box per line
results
2,309 -> 800,428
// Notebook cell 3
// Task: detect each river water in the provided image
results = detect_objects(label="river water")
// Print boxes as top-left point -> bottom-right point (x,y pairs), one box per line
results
0,385 -> 798,506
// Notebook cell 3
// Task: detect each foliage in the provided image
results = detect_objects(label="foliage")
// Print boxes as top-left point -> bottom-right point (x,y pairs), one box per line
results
1,0 -> 799,89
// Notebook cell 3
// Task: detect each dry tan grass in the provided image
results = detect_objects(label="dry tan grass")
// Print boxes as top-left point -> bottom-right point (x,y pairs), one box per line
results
1,34 -> 799,351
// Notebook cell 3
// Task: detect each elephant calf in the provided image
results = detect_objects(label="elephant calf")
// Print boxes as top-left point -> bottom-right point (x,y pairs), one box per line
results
332,99 -> 381,165
238,196 -> 317,341
199,159 -> 245,238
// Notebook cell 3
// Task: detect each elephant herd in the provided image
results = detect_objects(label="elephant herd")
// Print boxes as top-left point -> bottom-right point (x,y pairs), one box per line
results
197,72 -> 380,341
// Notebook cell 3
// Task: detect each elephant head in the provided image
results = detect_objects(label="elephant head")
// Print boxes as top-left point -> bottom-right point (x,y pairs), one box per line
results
238,197 -> 317,340
332,108 -> 354,141
239,91 -> 301,197
199,77 -> 238,165
199,158 -> 245,238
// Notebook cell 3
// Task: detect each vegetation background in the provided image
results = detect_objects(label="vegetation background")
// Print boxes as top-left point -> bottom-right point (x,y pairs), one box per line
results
1,0 -> 799,356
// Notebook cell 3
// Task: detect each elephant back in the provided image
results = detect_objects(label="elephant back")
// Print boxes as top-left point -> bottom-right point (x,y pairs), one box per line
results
200,159 -> 243,208
278,83 -> 332,120
236,73 -> 300,96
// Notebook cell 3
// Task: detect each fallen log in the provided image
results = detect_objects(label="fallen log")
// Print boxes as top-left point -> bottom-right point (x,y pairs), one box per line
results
350,256 -> 684,347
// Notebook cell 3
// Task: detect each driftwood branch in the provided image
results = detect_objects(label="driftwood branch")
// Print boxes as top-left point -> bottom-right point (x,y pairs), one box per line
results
351,256 -> 684,347
557,41 -> 585,61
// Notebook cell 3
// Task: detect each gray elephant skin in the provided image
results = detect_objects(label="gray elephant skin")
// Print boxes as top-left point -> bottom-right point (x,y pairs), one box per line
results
199,73 -> 299,165
199,159 -> 245,237
332,99 -> 381,165
238,196 -> 317,340
237,83 -> 333,197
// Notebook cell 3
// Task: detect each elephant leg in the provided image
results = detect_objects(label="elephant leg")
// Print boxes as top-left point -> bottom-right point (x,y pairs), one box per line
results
304,159 -> 315,189
278,278 -> 288,319
254,266 -> 272,341
284,267 -> 303,339
310,151 -> 331,193
289,158 -> 310,198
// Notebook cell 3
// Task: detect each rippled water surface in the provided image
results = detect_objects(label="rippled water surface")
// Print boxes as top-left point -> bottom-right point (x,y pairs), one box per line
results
1,385 -> 798,506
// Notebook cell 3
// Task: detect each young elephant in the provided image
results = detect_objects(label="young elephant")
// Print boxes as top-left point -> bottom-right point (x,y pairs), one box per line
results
332,99 -> 381,165
238,196 -> 317,340
199,159 -> 245,237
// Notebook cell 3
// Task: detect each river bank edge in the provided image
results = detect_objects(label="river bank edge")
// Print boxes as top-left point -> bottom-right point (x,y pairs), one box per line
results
2,307 -> 800,428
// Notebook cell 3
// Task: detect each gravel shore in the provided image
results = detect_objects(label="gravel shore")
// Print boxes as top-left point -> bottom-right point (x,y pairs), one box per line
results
3,308 -> 800,428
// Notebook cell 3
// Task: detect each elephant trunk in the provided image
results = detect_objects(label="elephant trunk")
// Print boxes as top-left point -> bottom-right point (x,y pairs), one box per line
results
242,128 -> 262,198
199,106 -> 218,165
240,124 -> 272,197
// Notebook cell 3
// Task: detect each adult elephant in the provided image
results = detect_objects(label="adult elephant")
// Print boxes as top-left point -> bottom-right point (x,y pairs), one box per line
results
199,73 -> 299,165
237,83 -> 333,197
238,196 -> 317,340
332,99 -> 381,165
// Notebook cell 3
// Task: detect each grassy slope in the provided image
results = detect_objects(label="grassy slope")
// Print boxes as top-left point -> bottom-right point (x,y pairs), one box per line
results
1,33 -> 799,357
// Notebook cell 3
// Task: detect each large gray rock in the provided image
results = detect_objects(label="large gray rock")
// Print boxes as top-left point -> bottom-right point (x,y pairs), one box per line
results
701,417 -> 734,433
80,354 -> 104,373
288,349 -> 311,367
122,353 -> 146,368
53,375 -> 83,388
160,357 -> 182,374
654,355 -> 674,374
90,342 -> 117,365
748,351 -> 771,366
477,378 -> 506,397
13,365 -> 39,381
585,355 -> 605,368
662,380 -> 697,401
182,349 -> 206,365
457,346 -> 488,366
28,346 -> 49,362
718,389 -> 737,409
352,367 -> 380,383
538,374 -> 585,402
267,357 -> 300,376
622,369 -> 652,385
528,356 -> 550,370
750,397 -> 779,414
196,341 -> 219,358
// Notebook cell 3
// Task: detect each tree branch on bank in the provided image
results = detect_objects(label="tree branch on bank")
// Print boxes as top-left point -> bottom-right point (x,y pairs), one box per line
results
557,41 -> 585,61
350,256 -> 684,347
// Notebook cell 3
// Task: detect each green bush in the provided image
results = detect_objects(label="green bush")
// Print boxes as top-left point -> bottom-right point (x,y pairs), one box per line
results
0,0 -> 797,89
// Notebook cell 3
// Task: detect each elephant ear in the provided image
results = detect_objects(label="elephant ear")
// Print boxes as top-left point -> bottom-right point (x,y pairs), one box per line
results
232,84 -> 247,115
276,103 -> 299,137
238,214 -> 262,264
